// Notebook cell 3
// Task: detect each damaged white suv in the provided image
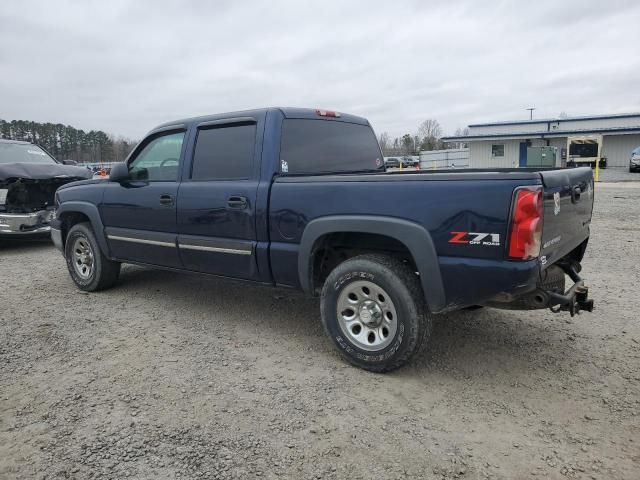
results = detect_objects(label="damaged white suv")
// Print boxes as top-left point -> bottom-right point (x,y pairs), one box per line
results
0,139 -> 91,238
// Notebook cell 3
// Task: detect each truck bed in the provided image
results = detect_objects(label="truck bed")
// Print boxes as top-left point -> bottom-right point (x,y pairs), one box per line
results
269,167 -> 594,312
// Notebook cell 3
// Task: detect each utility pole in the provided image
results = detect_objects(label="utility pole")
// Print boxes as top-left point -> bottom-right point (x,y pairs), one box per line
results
526,107 -> 536,120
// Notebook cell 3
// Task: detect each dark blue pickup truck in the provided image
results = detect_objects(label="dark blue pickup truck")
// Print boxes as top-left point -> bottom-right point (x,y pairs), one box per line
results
52,108 -> 594,371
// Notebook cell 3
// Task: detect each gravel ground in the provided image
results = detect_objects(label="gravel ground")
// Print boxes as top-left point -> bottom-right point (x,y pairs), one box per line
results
1,183 -> 639,480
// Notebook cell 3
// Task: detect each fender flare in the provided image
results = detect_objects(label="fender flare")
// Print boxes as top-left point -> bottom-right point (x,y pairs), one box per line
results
298,215 -> 446,313
56,201 -> 110,256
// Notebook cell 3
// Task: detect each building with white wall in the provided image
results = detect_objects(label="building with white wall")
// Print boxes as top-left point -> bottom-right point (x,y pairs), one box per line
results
441,112 -> 640,168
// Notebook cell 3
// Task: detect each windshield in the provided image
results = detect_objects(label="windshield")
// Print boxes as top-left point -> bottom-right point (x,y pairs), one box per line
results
0,142 -> 58,165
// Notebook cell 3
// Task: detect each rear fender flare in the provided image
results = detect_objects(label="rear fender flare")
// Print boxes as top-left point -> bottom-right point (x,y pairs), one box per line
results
298,215 -> 446,313
56,201 -> 109,256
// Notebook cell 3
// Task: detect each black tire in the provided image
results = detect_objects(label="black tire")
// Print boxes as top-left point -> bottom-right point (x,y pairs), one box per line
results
320,254 -> 432,372
64,222 -> 120,291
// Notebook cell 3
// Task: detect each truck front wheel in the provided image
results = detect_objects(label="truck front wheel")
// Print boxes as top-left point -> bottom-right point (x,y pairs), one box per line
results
64,222 -> 120,292
320,254 -> 432,372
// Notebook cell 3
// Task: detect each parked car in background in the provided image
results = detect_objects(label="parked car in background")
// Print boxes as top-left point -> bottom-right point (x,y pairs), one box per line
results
52,107 -> 595,372
92,167 -> 112,179
384,157 -> 400,169
401,156 -> 418,167
630,146 -> 640,173
0,139 -> 91,238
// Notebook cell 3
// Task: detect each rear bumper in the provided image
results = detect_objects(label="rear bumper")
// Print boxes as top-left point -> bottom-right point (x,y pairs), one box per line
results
0,210 -> 53,236
482,261 -> 594,316
438,256 -> 541,312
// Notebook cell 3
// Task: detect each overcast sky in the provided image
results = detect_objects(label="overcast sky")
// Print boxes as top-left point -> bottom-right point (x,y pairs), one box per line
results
1,0 -> 639,139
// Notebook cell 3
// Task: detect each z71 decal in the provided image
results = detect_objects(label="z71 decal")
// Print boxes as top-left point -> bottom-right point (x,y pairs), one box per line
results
449,231 -> 501,246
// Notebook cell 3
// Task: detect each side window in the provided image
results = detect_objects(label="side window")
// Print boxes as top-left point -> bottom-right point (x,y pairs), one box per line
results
191,123 -> 256,181
491,144 -> 505,157
128,131 -> 185,181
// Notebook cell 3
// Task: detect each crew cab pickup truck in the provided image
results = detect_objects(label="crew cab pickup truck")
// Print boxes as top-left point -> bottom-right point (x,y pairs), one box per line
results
52,108 -> 595,372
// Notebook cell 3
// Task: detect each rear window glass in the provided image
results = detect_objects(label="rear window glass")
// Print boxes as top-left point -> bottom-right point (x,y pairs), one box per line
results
191,124 -> 256,181
280,119 -> 383,174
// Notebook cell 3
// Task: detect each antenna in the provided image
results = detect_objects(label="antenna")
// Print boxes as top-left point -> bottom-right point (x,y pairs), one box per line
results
526,107 -> 536,120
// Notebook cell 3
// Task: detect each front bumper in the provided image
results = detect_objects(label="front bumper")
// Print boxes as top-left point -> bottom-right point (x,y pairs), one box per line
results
0,210 -> 54,236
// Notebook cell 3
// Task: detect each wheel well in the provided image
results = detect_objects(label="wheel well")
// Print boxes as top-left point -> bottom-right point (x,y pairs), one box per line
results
59,212 -> 90,248
310,232 -> 418,294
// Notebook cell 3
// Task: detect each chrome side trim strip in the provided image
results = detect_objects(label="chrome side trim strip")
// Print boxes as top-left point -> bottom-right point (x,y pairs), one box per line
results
107,234 -> 175,248
178,243 -> 252,255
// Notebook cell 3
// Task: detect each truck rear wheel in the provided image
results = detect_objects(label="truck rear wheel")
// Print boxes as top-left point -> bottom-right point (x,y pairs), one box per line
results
65,222 -> 120,292
320,254 -> 432,372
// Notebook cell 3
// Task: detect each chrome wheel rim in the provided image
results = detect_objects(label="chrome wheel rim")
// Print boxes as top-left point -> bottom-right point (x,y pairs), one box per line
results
72,237 -> 94,279
336,280 -> 397,352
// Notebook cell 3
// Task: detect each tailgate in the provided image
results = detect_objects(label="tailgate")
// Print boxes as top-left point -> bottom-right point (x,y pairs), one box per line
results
538,167 -> 594,267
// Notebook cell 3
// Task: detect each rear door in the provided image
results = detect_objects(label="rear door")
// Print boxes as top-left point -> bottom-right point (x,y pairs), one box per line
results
176,118 -> 261,280
538,167 -> 594,267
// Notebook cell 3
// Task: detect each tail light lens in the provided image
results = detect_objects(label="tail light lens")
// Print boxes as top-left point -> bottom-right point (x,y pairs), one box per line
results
508,187 -> 543,260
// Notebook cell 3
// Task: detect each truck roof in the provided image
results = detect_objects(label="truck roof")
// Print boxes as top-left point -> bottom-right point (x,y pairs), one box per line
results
152,107 -> 370,132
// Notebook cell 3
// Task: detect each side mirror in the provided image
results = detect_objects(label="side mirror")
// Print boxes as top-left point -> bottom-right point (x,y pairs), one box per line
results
62,159 -> 78,165
109,162 -> 129,183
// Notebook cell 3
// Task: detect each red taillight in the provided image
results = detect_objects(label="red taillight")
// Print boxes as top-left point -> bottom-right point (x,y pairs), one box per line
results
316,109 -> 341,118
508,187 -> 544,260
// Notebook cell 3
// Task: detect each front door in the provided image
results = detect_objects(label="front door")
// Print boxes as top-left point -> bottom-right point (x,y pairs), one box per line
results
176,120 -> 259,280
100,130 -> 186,268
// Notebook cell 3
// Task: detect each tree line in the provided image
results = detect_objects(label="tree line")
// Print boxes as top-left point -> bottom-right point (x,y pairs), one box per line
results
1,117 -> 470,162
0,119 -> 137,164
377,119 -> 469,156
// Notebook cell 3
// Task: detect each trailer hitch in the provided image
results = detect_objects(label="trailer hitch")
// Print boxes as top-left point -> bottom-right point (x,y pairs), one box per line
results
547,264 -> 594,317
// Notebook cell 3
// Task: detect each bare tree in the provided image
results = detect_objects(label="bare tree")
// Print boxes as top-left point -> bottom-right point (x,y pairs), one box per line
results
417,119 -> 443,151
401,134 -> 414,155
417,119 -> 442,141
449,127 -> 470,149
378,132 -> 390,154
109,134 -> 138,163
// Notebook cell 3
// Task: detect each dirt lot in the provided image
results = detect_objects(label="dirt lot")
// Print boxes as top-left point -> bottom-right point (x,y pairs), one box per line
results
1,183 -> 639,480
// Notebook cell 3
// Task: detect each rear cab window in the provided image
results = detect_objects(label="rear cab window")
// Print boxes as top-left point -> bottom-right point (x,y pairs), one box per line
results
280,119 -> 383,175
191,123 -> 256,181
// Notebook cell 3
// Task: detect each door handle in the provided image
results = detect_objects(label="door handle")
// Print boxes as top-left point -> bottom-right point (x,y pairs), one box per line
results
227,196 -> 248,209
159,194 -> 175,206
